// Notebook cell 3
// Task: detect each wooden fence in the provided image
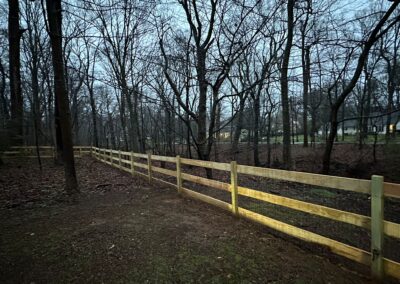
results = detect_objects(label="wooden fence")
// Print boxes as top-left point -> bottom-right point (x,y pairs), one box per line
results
2,146 -> 400,280
1,146 -> 91,158
90,147 -> 400,281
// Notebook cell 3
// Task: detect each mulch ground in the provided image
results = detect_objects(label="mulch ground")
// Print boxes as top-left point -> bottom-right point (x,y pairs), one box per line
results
0,157 -> 390,283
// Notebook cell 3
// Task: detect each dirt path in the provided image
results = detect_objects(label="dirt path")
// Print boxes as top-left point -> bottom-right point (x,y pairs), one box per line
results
0,157 -> 375,283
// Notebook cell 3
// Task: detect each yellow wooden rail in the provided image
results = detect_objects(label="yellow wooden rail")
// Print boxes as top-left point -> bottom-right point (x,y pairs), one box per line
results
2,146 -> 92,158
6,146 -> 400,280
90,146 -> 400,280
92,148 -> 400,279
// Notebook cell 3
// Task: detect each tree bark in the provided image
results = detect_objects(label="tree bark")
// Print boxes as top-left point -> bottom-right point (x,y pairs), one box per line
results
46,0 -> 78,194
88,87 -> 98,147
253,93 -> 261,166
0,59 -> 9,125
8,0 -> 24,145
280,0 -> 294,169
302,46 -> 310,147
232,95 -> 246,160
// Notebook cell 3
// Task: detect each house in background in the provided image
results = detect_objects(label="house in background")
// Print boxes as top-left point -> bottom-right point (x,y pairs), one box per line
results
319,110 -> 400,136
367,110 -> 400,134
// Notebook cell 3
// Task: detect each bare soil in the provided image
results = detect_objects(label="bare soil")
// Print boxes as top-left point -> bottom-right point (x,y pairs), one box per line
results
0,157 -> 380,283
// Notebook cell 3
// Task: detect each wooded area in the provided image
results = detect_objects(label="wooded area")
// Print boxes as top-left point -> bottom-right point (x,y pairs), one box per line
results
1,0 -> 400,281
1,0 -> 400,188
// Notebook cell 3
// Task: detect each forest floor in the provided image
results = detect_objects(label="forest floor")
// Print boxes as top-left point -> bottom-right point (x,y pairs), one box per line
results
0,156 -> 385,283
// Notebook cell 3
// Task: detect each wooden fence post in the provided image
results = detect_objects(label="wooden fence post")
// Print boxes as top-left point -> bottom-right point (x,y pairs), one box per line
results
102,149 -> 106,162
110,150 -> 113,166
230,161 -> 238,216
118,150 -> 121,168
147,152 -> 152,182
176,155 -> 182,194
371,175 -> 384,281
131,152 -> 135,176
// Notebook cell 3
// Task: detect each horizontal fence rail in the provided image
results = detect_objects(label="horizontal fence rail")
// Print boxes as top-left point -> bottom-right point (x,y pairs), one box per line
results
90,146 -> 400,281
3,146 -> 400,280
1,146 -> 92,158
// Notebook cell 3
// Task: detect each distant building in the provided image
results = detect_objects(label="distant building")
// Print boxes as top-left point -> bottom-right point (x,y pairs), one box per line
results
320,110 -> 400,135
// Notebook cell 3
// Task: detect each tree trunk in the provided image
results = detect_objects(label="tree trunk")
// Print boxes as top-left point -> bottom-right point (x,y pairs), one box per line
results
8,0 -> 24,145
0,59 -> 8,125
302,46 -> 310,147
214,102 -> 221,161
125,86 -> 139,152
54,95 -> 63,163
72,90 -> 79,144
386,66 -> 395,142
266,111 -> 272,166
232,95 -> 246,160
31,52 -> 42,170
253,94 -> 260,166
310,110 -> 316,146
196,49 -> 208,162
322,106 -> 339,173
46,0 -> 78,194
280,0 -> 294,169
88,88 -> 98,147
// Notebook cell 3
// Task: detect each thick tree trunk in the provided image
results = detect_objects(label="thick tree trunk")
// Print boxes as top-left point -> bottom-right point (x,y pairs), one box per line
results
196,49 -> 213,178
54,96 -> 63,163
88,88 -> 98,147
0,59 -> 10,129
280,0 -> 294,169
107,112 -> 116,149
253,94 -> 260,166
0,59 -> 8,125
322,106 -> 339,174
125,86 -> 139,152
46,0 -> 78,194
196,49 -> 208,162
8,0 -> 24,145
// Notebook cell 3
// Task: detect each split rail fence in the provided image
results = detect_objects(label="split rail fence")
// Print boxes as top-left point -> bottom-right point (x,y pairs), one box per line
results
2,146 -> 400,280
2,146 -> 91,158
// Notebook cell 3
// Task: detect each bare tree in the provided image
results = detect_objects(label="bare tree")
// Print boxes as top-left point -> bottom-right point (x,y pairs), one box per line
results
280,0 -> 294,169
45,0 -> 78,194
322,0 -> 400,174
8,0 -> 24,145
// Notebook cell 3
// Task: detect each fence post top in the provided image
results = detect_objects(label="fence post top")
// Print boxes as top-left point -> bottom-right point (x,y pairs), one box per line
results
371,175 -> 384,181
